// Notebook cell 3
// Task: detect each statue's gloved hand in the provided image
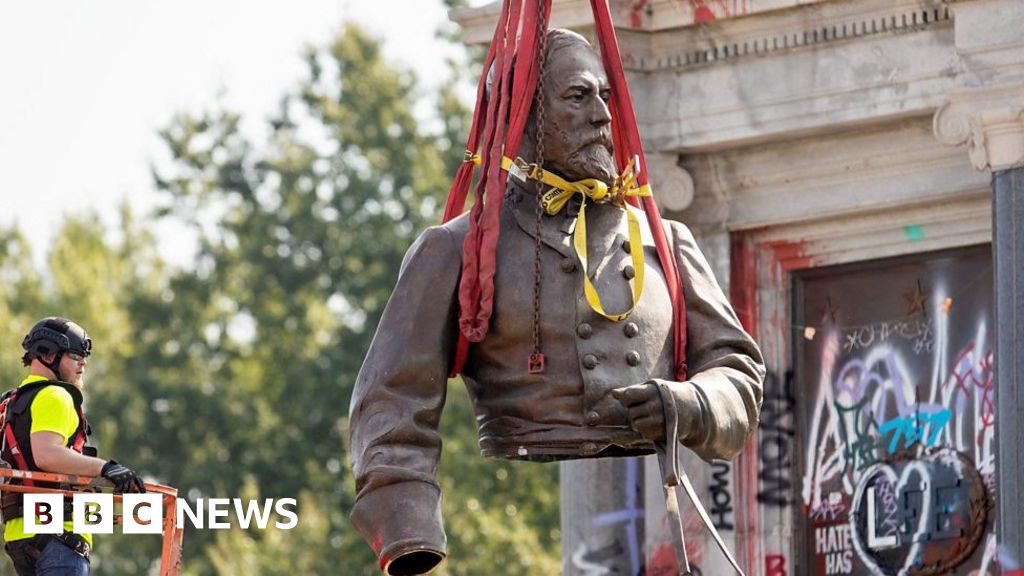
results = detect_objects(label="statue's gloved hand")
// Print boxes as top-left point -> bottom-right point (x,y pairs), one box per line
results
611,383 -> 666,442
612,380 -> 704,446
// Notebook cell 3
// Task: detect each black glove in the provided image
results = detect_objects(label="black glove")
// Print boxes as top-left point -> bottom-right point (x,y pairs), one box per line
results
101,460 -> 146,493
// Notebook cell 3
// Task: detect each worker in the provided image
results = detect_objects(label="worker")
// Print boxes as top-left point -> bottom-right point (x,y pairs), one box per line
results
2,317 -> 145,576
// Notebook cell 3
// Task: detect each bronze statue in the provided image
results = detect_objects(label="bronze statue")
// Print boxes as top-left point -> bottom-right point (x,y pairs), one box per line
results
349,29 -> 764,576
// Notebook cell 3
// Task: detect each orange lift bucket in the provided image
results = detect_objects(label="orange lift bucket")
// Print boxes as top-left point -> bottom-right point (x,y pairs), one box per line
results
0,468 -> 183,576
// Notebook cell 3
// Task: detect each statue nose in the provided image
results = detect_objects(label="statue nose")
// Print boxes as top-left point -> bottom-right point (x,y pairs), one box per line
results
591,97 -> 611,127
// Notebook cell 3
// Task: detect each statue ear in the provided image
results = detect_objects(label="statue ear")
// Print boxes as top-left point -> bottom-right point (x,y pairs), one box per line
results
483,55 -> 517,108
517,111 -> 539,164
484,60 -> 497,102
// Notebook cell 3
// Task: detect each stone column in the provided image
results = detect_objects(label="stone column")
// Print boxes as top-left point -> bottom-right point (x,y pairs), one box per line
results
990,114 -> 1024,563
936,100 -> 1024,567
561,458 -> 646,576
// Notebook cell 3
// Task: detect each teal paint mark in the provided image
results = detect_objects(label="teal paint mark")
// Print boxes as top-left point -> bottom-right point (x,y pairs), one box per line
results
904,225 -> 925,241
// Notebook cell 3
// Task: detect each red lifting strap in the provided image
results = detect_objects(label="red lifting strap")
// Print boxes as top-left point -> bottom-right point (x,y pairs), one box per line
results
589,0 -> 688,380
443,0 -> 687,381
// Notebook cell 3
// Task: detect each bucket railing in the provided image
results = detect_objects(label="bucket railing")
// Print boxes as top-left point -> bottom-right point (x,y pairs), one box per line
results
0,468 -> 183,576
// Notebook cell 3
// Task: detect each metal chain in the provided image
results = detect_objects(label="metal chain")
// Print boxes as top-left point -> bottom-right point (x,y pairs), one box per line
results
529,0 -> 549,374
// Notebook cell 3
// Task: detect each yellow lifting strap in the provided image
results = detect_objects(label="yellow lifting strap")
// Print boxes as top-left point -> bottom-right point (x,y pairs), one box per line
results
473,153 -> 651,322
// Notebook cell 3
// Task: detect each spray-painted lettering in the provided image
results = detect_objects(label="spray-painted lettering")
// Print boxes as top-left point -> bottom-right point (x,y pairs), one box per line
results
878,409 -> 952,453
765,554 -> 788,576
758,371 -> 795,507
709,461 -> 734,530
815,524 -> 854,574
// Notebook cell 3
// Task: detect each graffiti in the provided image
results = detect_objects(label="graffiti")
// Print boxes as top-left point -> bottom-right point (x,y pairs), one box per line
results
842,318 -> 933,355
591,458 -> 643,576
758,371 -> 796,507
872,478 -> 901,539
571,541 -> 621,575
796,252 -> 995,575
814,524 -> 853,574
765,554 -> 788,576
833,393 -> 880,474
709,461 -> 734,530
877,409 -> 951,453
646,543 -> 702,576
803,331 -> 844,509
808,492 -> 846,523
850,451 -> 988,575
803,327 -> 994,510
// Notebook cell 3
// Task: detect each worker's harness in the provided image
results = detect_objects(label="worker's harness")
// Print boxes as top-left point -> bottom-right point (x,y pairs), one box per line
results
0,380 -> 93,523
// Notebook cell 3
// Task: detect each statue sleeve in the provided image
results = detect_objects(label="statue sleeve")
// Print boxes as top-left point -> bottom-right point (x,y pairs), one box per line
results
655,221 -> 766,462
348,224 -> 462,574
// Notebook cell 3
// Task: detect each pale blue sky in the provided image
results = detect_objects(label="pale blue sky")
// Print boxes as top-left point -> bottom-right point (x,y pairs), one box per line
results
0,1 -> 481,267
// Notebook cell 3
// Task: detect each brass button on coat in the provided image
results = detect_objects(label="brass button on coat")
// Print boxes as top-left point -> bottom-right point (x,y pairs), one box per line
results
585,411 -> 600,426
623,265 -> 635,280
582,354 -> 599,369
561,257 -> 576,273
576,323 -> 593,339
624,322 -> 639,338
626,351 -> 641,366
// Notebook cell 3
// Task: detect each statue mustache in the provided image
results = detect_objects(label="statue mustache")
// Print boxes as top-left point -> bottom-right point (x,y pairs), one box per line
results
574,130 -> 613,153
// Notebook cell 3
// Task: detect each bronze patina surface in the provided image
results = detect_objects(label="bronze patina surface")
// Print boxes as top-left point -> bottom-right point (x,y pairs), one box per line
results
348,30 -> 765,575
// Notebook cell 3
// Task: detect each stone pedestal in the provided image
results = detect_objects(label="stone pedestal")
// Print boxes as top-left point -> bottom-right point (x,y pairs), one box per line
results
560,458 -> 645,576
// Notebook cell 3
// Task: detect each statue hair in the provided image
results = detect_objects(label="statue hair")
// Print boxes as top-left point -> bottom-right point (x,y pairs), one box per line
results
485,28 -> 596,101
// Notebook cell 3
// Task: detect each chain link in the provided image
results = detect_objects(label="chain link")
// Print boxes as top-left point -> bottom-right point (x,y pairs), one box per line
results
529,0 -> 549,373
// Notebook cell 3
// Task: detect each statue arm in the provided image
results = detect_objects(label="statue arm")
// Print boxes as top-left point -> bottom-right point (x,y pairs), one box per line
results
348,224 -> 462,575
659,221 -> 766,461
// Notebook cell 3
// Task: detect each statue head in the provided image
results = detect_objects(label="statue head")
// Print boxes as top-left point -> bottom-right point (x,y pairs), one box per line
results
528,29 -> 616,185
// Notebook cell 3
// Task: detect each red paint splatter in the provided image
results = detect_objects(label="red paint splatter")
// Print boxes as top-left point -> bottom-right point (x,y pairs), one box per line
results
371,533 -> 383,553
629,0 -> 649,28
647,543 -> 678,576
688,0 -> 737,23
694,5 -> 716,23
730,233 -> 758,337
766,554 -> 788,576
766,239 -> 814,273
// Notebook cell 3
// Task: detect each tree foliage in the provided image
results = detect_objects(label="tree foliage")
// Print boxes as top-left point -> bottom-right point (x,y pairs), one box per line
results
1,16 -> 558,576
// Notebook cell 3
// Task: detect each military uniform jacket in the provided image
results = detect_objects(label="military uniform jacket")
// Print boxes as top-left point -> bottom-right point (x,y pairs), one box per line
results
348,183 -> 765,568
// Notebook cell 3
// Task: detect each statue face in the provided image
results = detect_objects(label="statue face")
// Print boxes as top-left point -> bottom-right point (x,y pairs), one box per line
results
536,42 -> 616,184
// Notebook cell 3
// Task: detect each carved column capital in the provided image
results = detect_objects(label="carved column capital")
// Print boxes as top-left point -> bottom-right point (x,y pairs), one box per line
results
934,86 -> 1024,171
646,152 -> 694,212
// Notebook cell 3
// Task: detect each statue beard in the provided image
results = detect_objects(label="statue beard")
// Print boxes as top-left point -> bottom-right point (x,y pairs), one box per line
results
530,123 -> 617,184
566,140 -> 616,185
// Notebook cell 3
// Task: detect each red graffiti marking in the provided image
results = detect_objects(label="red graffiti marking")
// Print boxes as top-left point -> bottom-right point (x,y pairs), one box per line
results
629,0 -> 649,28
647,543 -> 679,576
766,239 -> 814,273
687,0 -> 746,23
766,554 -> 788,576
729,233 -> 758,339
941,341 -> 996,447
693,4 -> 716,23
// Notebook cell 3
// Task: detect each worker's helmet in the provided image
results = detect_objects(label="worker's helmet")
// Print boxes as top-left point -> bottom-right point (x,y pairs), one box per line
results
21,317 -> 92,366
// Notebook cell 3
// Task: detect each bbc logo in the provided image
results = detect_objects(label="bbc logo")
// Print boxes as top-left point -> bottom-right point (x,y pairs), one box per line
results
24,494 -> 164,534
